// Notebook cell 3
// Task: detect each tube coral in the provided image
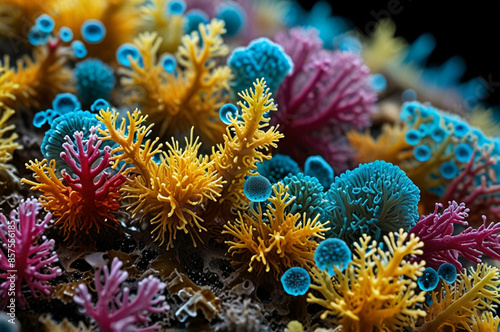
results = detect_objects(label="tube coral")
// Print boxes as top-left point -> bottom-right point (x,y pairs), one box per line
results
223,182 -> 329,279
308,229 -> 426,332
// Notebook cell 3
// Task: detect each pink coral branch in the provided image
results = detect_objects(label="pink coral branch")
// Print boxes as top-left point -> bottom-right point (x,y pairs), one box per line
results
409,201 -> 500,271
74,257 -> 168,332
0,198 -> 61,309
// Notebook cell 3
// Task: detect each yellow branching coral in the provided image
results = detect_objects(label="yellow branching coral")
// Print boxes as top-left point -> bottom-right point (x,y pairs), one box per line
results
361,20 -> 406,73
308,229 -> 426,332
49,0 -> 142,62
0,107 -> 20,192
1,46 -> 74,109
139,0 -> 184,53
121,19 -> 231,143
97,108 -> 224,248
210,78 -> 283,213
0,66 -> 19,108
471,312 -> 500,332
223,183 -> 329,279
418,264 -> 500,332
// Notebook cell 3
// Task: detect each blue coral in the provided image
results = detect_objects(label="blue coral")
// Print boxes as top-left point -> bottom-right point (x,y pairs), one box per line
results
215,2 -> 246,37
314,238 -> 351,276
81,19 -> 106,43
417,267 -> 439,291
280,173 -> 329,223
185,9 -> 209,34
326,160 -> 420,245
280,267 -> 311,296
71,40 -> 87,59
41,110 -> 102,171
75,58 -> 115,106
35,14 -> 55,33
255,154 -> 300,184
304,155 -> 334,190
243,175 -> 272,202
228,37 -> 293,94
437,263 -> 457,284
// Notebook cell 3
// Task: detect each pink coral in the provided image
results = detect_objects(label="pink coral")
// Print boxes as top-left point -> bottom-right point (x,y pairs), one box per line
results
273,27 -> 377,171
74,257 -> 168,332
409,201 -> 500,271
0,198 -> 61,309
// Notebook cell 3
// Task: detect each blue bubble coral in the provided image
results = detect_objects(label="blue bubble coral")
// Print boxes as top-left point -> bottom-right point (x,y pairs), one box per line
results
326,160 -> 420,245
216,2 -> 246,37
219,103 -> 239,125
437,263 -> 457,284
74,58 -> 115,106
35,14 -> 55,34
255,154 -> 300,184
59,27 -> 73,42
243,175 -> 272,202
168,0 -> 186,15
52,93 -> 81,115
81,19 -> 106,44
417,267 -> 439,291
41,110 -> 101,171
281,267 -> 311,296
314,238 -> 351,276
304,155 -> 334,190
280,173 -> 329,223
160,54 -> 176,73
28,26 -> 49,46
71,40 -> 87,59
91,99 -> 110,112
116,43 -> 141,67
185,9 -> 209,34
228,37 -> 293,94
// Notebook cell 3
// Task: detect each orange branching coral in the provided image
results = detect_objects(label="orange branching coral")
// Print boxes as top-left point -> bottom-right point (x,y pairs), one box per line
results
471,312 -> 500,332
120,19 -> 231,143
97,108 -> 224,248
210,78 -> 283,214
308,229 -> 427,332
139,0 -> 184,54
0,45 -> 74,109
49,0 -> 142,62
223,183 -> 329,279
418,264 -> 500,332
22,130 -> 125,242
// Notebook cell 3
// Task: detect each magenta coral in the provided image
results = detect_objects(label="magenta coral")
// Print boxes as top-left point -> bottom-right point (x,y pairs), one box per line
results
74,257 -> 168,332
273,27 -> 377,171
409,201 -> 500,271
0,198 -> 61,309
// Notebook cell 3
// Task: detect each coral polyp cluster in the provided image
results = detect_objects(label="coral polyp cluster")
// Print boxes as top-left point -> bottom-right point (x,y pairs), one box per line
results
1,0 -> 500,331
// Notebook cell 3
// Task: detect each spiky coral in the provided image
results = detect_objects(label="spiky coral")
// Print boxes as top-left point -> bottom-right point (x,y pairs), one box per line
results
409,201 -> 500,271
308,229 -> 426,332
22,129 -> 125,241
418,264 -> 500,332
209,78 -> 283,215
139,0 -> 185,54
0,66 -> 18,108
97,109 -> 224,248
0,43 -> 74,109
223,182 -> 329,279
74,257 -> 168,332
49,0 -> 143,62
0,198 -> 61,309
0,108 -> 19,172
120,19 -> 231,143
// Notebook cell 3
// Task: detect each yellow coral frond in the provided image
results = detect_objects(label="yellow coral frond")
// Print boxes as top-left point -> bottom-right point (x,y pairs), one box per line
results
1,47 -> 74,109
0,66 -> 19,108
211,78 -> 284,212
140,0 -> 184,53
121,19 -> 231,143
223,183 -> 329,279
308,229 -> 426,332
0,107 -> 19,168
471,311 -> 500,332
418,264 -> 500,332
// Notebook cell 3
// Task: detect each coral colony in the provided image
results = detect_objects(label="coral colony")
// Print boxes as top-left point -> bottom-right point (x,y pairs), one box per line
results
2,1 -> 500,332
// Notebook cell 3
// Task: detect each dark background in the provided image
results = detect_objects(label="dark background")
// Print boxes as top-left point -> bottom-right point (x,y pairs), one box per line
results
296,0 -> 500,106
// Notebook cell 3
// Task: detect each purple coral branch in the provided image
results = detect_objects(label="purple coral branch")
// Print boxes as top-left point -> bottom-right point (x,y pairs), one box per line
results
409,201 -> 500,271
74,257 -> 168,332
0,198 -> 61,309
